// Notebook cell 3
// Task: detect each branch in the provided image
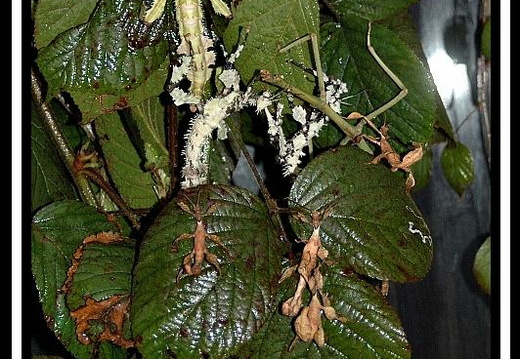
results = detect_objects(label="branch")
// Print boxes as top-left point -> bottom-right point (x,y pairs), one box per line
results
31,67 -> 98,206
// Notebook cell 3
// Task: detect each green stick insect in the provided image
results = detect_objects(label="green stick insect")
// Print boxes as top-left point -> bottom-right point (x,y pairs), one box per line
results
140,0 -> 233,107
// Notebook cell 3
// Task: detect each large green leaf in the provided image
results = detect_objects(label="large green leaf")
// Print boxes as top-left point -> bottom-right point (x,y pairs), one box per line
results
320,17 -> 436,147
323,0 -> 418,21
223,0 -> 320,95
131,185 -> 283,359
33,0 -> 99,49
95,112 -> 160,209
31,200 -> 131,359
35,0 -> 172,104
119,96 -> 171,198
289,145 -> 433,282
243,267 -> 410,358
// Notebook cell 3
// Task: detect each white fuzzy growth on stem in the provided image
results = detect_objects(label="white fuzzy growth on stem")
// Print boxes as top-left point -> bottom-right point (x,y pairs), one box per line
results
181,92 -> 241,188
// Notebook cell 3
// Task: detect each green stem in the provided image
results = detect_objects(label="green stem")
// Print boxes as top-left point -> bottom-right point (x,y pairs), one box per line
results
259,70 -> 359,138
259,70 -> 373,153
79,168 -> 140,229
31,67 -> 97,206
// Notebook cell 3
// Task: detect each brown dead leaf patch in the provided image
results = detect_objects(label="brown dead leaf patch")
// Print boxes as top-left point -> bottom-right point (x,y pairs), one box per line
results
70,294 -> 134,348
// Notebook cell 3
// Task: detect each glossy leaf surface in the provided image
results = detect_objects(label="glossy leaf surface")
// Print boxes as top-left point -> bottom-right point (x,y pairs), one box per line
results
289,146 -> 433,282
131,185 -> 283,358
31,200 -> 132,359
223,0 -> 320,95
321,17 -> 436,147
244,267 -> 410,358
35,0 -> 173,120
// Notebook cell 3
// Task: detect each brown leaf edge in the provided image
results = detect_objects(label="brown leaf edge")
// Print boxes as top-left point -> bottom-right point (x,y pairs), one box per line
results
70,295 -> 134,348
60,231 -> 134,348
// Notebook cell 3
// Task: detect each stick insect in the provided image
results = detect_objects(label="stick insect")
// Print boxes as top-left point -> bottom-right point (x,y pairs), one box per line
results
261,23 -> 423,190
171,190 -> 232,279
140,0 -> 233,107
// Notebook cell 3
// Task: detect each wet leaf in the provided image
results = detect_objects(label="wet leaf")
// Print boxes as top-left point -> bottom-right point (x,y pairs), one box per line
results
323,0 -> 418,21
36,0 -> 171,100
321,17 -> 436,147
131,185 -> 283,359
33,0 -> 99,49
440,141 -> 475,196
289,146 -> 433,282
244,267 -> 410,358
32,200 -> 130,359
63,232 -> 134,312
95,112 -> 160,209
473,237 -> 491,295
223,0 -> 320,95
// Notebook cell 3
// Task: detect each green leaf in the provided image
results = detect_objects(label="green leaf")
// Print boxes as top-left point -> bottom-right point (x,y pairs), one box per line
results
31,103 -> 78,212
323,0 -> 418,21
321,18 -> 436,147
36,0 -> 170,98
410,145 -> 433,193
31,200 -> 128,359
481,18 -> 491,60
72,63 -> 170,123
440,141 -> 475,196
289,146 -> 433,282
121,96 -> 171,196
223,0 -> 320,95
244,268 -> 410,358
209,139 -> 235,185
473,237 -> 491,295
125,97 -> 169,170
33,0 -> 99,49
95,112 -> 160,209
65,236 -> 135,310
131,185 -> 283,359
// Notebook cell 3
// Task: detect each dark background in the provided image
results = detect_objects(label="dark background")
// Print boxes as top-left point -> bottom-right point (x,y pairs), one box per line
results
28,0 -> 496,357
388,0 -> 494,358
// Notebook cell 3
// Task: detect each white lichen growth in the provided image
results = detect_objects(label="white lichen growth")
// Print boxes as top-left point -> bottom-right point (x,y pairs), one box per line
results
259,73 -> 349,176
180,38 -> 255,189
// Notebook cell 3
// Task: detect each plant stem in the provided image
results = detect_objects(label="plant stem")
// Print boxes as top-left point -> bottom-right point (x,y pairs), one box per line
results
166,102 -> 179,196
259,70 -> 358,138
259,70 -> 373,153
224,116 -> 288,241
78,168 -> 140,229
31,67 -> 98,206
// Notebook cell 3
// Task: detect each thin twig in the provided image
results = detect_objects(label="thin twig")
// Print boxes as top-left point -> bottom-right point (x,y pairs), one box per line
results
31,67 -> 98,206
259,70 -> 373,153
224,117 -> 288,241
166,102 -> 179,196
78,168 -> 140,229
